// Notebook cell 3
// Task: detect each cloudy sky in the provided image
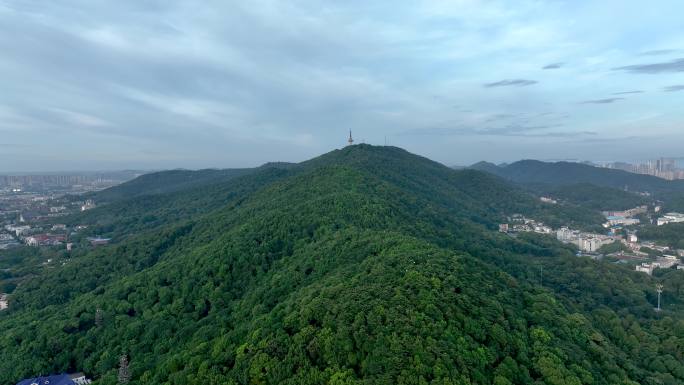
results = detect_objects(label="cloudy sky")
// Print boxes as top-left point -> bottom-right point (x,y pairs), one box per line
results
1,0 -> 683,171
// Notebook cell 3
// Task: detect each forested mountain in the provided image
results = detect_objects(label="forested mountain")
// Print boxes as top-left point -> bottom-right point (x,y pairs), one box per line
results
531,183 -> 649,212
86,168 -> 258,203
469,160 -> 684,211
470,160 -> 684,193
1,145 -> 682,385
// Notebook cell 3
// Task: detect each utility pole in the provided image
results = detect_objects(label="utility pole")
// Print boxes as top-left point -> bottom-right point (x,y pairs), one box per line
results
95,308 -> 103,327
655,283 -> 664,312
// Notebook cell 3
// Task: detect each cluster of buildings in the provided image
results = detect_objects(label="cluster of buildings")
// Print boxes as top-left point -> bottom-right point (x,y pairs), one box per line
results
499,204 -> 684,274
556,227 -> 618,252
0,232 -> 20,250
600,158 -> 684,180
601,206 -> 646,227
635,255 -> 684,275
25,233 -> 67,247
80,199 -> 96,211
0,172 -> 130,251
4,223 -> 69,247
0,187 -> 105,249
498,215 -> 618,253
0,171 -> 139,193
2,224 -> 108,248
498,215 -> 553,235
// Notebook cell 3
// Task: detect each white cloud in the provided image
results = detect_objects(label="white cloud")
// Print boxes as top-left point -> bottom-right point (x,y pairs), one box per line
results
1,0 -> 683,170
49,108 -> 111,127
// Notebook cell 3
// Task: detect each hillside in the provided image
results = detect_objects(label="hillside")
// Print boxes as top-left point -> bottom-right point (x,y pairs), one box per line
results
85,168 -> 258,203
470,160 -> 684,211
0,145 -> 682,385
471,159 -> 684,193
533,183 -> 649,211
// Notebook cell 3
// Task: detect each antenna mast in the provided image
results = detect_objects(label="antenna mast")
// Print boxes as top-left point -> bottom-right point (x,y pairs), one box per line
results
655,283 -> 664,312
347,130 -> 354,146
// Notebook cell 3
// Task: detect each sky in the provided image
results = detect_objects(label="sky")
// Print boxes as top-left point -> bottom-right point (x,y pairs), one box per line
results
1,0 -> 683,172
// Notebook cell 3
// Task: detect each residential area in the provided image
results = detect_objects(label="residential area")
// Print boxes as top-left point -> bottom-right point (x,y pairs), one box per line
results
0,176 -> 124,314
500,201 -> 684,276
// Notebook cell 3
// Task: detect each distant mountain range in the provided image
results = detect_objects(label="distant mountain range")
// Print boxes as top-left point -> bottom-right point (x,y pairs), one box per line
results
470,159 -> 684,193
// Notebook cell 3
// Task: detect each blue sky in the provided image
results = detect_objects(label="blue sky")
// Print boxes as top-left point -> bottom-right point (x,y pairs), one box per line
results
1,0 -> 683,171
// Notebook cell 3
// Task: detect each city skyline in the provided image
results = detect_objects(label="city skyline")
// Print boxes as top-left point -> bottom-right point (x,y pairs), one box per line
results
1,0 -> 684,171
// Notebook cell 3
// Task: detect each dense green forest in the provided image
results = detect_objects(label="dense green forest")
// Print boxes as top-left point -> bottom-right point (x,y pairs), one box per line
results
1,145 -> 682,385
533,183 -> 648,212
470,159 -> 684,192
470,159 -> 684,197
0,247 -> 57,294
639,223 -> 684,249
469,160 -> 684,216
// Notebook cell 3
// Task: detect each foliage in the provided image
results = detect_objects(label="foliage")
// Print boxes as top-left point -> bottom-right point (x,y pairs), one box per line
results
639,223 -> 684,249
539,183 -> 648,212
471,159 -> 684,193
597,241 -> 629,255
84,168 -> 259,203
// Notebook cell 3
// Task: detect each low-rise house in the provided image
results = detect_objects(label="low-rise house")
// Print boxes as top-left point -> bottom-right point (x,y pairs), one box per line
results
603,206 -> 648,218
49,206 -> 66,213
657,255 -> 680,269
635,257 -> 682,275
25,234 -> 66,247
87,237 -> 111,246
577,236 -> 614,253
80,200 -> 96,211
6,225 -> 31,236
16,373 -> 92,385
532,224 -> 553,234
636,263 -> 656,275
556,227 -> 577,242
69,373 -> 91,385
604,216 -> 640,227
657,212 -> 684,226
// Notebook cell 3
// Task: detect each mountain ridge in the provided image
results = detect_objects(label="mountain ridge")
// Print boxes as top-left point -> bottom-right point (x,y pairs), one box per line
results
470,159 -> 684,192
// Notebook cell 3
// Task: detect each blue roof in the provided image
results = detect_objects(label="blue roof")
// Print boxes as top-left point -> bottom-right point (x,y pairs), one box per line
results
16,375 -> 75,385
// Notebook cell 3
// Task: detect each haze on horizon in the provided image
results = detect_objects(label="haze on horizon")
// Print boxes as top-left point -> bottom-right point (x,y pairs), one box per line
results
1,0 -> 683,172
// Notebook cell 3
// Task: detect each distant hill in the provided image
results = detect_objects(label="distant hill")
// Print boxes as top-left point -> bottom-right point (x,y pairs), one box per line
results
468,161 -> 501,175
470,159 -> 684,193
1,145 -> 682,385
537,183 -> 649,211
86,168 -> 258,203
